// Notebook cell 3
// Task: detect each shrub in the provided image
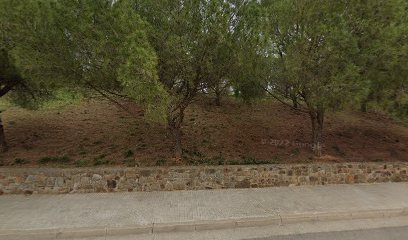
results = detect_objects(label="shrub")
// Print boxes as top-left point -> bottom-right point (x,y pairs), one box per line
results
14,158 -> 27,165
93,154 -> 109,166
155,159 -> 166,166
75,159 -> 89,167
124,150 -> 134,158
39,155 -> 71,164
123,158 -> 136,167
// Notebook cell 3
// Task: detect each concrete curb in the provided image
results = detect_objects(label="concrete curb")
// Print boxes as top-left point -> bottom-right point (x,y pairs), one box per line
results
1,208 -> 407,239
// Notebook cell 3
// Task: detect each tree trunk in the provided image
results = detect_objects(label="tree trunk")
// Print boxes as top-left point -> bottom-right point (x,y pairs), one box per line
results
167,107 -> 185,159
0,115 -> 8,152
214,90 -> 221,106
284,85 -> 290,98
291,94 -> 298,109
361,91 -> 374,112
309,110 -> 324,157
360,101 -> 368,112
214,85 -> 222,106
168,123 -> 182,158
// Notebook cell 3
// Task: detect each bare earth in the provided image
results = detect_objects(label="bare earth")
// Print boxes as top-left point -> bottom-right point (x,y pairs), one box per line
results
0,97 -> 407,167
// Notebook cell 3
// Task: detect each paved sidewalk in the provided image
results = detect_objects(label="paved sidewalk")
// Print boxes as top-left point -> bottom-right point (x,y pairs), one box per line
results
0,183 -> 408,239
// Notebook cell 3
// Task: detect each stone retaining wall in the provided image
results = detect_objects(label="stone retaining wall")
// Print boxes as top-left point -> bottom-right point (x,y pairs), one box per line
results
0,162 -> 407,194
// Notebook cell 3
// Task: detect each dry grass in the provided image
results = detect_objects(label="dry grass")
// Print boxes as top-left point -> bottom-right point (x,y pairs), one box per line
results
0,96 -> 407,167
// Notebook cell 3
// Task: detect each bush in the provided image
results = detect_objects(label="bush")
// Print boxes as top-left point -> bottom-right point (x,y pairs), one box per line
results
123,158 -> 136,167
155,159 -> 166,166
124,150 -> 134,158
14,158 -> 27,165
75,159 -> 89,167
39,155 -> 71,164
93,154 -> 109,166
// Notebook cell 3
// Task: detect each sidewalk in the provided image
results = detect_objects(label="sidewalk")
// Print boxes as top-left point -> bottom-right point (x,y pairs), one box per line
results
1,183 -> 408,239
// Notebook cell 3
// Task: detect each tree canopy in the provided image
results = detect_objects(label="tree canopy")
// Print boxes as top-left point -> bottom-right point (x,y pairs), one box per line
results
1,0 -> 168,119
0,0 -> 406,156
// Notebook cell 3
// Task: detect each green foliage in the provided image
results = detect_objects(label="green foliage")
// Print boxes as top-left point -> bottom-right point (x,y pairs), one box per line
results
155,159 -> 166,166
0,48 -> 47,109
183,148 -> 206,158
291,148 -> 300,156
40,89 -> 83,110
93,154 -> 110,166
1,0 -> 407,158
234,79 -> 265,104
39,155 -> 71,164
185,153 -> 225,166
133,0 -> 205,109
347,0 -> 408,119
13,158 -> 27,165
94,154 -> 107,160
251,0 -> 408,155
134,0 -> 260,112
124,149 -> 134,158
228,156 -> 280,165
0,1 -> 62,109
212,154 -> 226,165
75,159 -> 89,167
262,0 -> 362,112
1,0 -> 168,120
122,158 -> 136,167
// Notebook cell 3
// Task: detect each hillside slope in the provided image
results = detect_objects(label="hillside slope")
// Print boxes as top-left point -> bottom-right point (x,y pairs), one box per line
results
0,97 -> 407,167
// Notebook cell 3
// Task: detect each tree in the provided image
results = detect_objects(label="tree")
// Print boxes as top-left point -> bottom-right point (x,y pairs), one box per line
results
261,0 -> 361,156
347,0 -> 408,118
135,0 -> 208,158
0,0 -> 58,152
0,0 -> 167,151
0,49 -> 23,151
199,1 -> 247,106
134,0 -> 254,157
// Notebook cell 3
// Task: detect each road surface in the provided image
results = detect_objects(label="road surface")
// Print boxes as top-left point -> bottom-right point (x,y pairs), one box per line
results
251,226 -> 408,240
61,218 -> 408,240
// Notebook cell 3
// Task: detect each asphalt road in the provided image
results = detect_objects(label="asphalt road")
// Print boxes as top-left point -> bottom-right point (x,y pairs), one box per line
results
250,226 -> 408,240
56,223 -> 408,240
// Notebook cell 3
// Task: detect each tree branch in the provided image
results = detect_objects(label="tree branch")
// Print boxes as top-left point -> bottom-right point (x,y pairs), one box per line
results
0,83 -> 15,97
262,85 -> 308,113
85,82 -> 141,118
